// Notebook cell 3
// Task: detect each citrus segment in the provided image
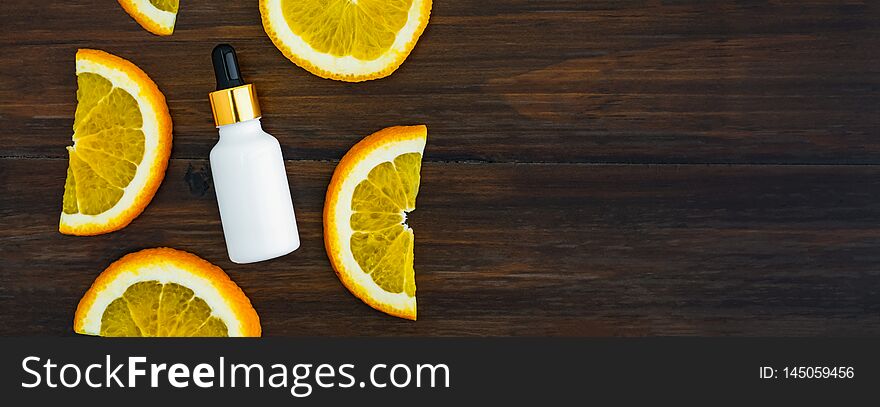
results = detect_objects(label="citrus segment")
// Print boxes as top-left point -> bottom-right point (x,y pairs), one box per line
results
75,127 -> 145,163
149,0 -> 178,12
281,0 -> 412,60
62,166 -> 79,214
324,125 -> 426,319
260,0 -> 432,81
99,281 -> 228,337
75,147 -> 138,189
59,49 -> 172,235
74,248 -> 261,337
351,212 -> 404,231
100,299 -> 142,336
67,149 -> 124,215
394,153 -> 422,210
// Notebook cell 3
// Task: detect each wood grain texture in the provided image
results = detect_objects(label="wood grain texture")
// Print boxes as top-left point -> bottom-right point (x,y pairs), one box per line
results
3,159 -> 880,336
1,1 -> 878,163
1,0 -> 879,336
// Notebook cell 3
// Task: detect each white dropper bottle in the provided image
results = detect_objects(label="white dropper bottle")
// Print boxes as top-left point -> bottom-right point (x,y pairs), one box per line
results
208,44 -> 299,263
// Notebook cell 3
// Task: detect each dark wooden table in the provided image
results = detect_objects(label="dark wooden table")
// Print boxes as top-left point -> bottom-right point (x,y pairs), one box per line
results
1,1 -> 879,336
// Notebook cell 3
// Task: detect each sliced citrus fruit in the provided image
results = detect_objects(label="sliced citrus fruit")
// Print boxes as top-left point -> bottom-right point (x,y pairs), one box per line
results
118,0 -> 179,36
260,0 -> 432,82
74,248 -> 261,337
60,49 -> 172,236
324,125 -> 426,320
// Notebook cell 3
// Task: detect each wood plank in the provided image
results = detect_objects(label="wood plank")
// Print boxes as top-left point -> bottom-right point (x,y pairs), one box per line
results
2,158 -> 879,335
0,1 -> 877,163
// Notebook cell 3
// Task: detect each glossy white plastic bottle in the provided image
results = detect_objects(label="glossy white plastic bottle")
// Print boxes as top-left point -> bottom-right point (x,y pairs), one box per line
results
210,118 -> 299,263
208,44 -> 299,263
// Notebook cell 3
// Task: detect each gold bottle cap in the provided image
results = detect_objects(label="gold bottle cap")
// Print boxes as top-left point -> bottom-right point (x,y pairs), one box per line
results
209,84 -> 261,127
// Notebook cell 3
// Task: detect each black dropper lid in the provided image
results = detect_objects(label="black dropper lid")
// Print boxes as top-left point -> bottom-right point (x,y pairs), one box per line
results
212,44 -> 246,90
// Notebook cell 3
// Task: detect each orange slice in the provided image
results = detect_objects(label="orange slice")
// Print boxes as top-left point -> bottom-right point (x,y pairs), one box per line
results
324,125 -> 426,319
74,248 -> 261,337
59,49 -> 172,235
260,0 -> 432,82
118,0 -> 179,36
